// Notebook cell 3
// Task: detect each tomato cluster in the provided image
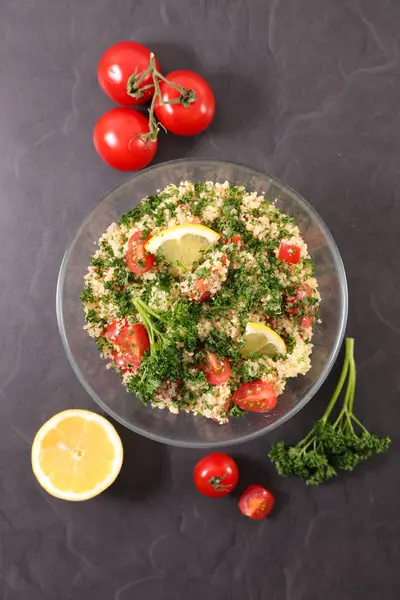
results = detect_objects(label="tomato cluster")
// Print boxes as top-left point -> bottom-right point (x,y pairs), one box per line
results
94,41 -> 215,171
193,453 -> 275,520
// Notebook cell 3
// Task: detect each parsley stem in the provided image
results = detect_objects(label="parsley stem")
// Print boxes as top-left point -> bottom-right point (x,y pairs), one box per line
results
321,337 -> 353,423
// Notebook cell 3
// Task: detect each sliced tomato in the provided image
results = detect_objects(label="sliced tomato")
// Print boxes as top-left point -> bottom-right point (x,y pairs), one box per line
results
203,352 -> 231,385
126,231 -> 154,275
223,234 -> 241,247
115,323 -> 150,367
286,283 -> 312,311
111,350 -> 129,369
239,485 -> 275,520
278,242 -> 301,264
189,278 -> 211,302
232,381 -> 277,412
230,235 -> 242,247
104,320 -> 124,340
299,315 -> 314,328
286,284 -> 316,327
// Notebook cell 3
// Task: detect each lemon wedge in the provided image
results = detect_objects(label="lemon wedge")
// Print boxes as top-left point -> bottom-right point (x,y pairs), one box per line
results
242,322 -> 287,358
31,410 -> 123,501
145,224 -> 220,270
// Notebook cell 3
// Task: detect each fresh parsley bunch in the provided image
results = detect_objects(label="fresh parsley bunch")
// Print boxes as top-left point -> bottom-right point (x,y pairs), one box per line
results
269,338 -> 391,485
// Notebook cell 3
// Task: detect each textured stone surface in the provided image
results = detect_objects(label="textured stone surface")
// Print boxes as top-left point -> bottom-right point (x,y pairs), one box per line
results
1,0 -> 400,598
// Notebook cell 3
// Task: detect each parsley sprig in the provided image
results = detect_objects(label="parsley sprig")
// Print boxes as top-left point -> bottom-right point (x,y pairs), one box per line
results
269,338 -> 391,485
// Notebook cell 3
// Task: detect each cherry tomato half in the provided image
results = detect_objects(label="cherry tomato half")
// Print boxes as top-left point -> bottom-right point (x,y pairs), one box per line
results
278,242 -> 301,264
203,352 -> 231,385
103,320 -> 124,341
97,41 -> 160,106
232,381 -> 277,412
115,323 -> 150,367
154,70 -> 215,136
93,108 -> 158,171
239,485 -> 275,520
126,231 -> 155,275
194,453 -> 239,498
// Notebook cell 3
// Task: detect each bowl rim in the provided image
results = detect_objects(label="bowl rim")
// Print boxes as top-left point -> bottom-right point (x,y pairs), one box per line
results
56,158 -> 348,448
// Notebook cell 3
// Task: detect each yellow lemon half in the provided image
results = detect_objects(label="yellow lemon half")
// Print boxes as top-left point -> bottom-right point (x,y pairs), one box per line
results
242,322 -> 287,358
145,224 -> 220,270
31,410 -> 123,501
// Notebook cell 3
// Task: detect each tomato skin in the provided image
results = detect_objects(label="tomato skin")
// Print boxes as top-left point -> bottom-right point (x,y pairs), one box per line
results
278,242 -> 301,264
93,108 -> 158,171
126,231 -> 155,274
115,323 -> 150,367
194,453 -> 239,498
239,485 -> 275,520
203,352 -> 231,385
98,41 -> 160,106
232,381 -> 277,412
154,70 -> 215,136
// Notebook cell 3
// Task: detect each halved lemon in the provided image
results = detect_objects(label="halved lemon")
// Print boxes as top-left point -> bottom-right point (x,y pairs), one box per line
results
145,224 -> 220,269
31,410 -> 123,501
242,322 -> 287,358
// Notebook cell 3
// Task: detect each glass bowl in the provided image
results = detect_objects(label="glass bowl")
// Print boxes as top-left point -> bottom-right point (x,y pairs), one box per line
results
57,159 -> 348,448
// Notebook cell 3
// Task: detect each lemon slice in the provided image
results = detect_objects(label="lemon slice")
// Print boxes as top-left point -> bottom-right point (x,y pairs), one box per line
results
31,410 -> 123,501
145,224 -> 220,269
242,322 -> 287,358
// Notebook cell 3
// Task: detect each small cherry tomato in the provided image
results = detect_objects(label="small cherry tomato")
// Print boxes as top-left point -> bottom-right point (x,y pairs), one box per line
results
93,108 -> 158,171
278,242 -> 301,264
239,485 -> 275,520
203,352 -> 231,385
232,381 -> 277,412
189,278 -> 211,302
97,41 -> 160,106
154,70 -> 215,136
126,231 -> 155,274
115,323 -> 150,367
194,453 -> 239,498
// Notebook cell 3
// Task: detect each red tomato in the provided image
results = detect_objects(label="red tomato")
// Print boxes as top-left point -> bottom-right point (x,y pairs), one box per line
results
97,41 -> 160,106
230,235 -> 242,247
278,242 -> 301,264
286,284 -> 315,327
189,278 -> 211,302
126,231 -> 154,274
286,283 -> 312,311
203,352 -> 231,385
232,381 -> 277,412
111,350 -> 129,369
154,70 -> 215,136
194,453 -> 239,498
93,108 -> 158,171
115,323 -> 150,367
299,315 -> 314,328
239,485 -> 275,520
104,320 -> 124,341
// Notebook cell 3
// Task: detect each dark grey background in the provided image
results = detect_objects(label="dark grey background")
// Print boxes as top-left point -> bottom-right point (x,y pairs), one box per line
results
1,1 -> 399,598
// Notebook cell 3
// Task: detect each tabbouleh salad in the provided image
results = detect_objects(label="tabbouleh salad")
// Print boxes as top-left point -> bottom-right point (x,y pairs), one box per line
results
81,180 -> 320,424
